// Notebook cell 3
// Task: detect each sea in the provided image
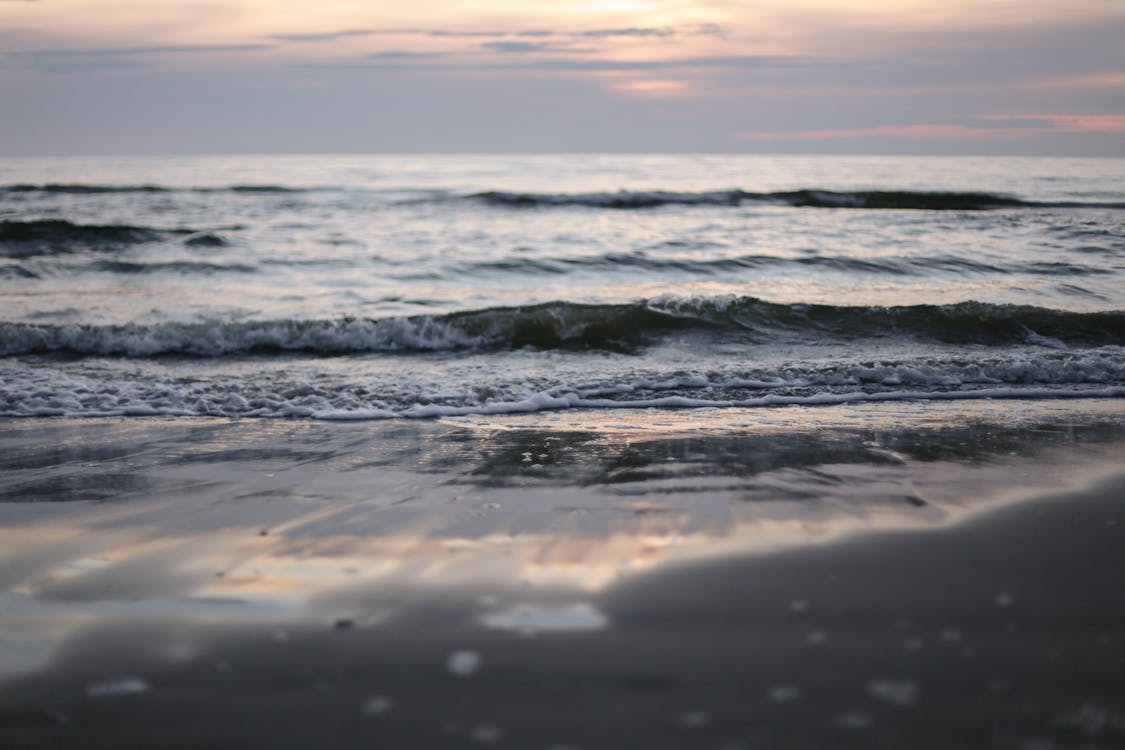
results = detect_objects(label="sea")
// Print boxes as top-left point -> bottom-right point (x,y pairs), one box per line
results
3,155 -> 1125,748
2,154 -> 1124,421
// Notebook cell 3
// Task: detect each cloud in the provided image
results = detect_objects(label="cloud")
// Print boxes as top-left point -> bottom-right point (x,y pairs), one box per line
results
735,124 -> 1028,141
573,27 -> 677,38
5,44 -> 274,73
12,44 -> 273,59
12,57 -> 148,73
305,54 -> 799,73
1029,71 -> 1125,89
272,29 -> 376,43
366,51 -> 445,60
986,114 -> 1125,133
481,41 -> 590,54
525,56 -> 795,72
611,79 -> 691,98
734,115 -> 1125,141
272,25 -> 720,44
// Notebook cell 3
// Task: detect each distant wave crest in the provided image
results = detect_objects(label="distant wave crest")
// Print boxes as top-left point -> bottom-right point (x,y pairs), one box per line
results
8,183 -> 1124,210
0,183 -> 300,195
469,189 -> 1125,211
0,220 -> 226,257
460,252 -> 1113,279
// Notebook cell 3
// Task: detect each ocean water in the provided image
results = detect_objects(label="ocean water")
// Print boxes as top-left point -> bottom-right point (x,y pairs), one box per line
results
1,154 -> 1124,420
3,155 -> 1125,748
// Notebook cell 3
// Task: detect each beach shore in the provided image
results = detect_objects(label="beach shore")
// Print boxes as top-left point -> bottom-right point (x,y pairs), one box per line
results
1,400 -> 1123,749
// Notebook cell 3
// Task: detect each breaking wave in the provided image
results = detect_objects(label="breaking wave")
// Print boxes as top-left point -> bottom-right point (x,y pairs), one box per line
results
2,351 -> 1123,419
1,298 -> 1122,357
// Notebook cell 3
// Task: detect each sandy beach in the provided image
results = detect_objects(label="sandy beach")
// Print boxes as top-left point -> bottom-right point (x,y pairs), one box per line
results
1,400 -> 1123,749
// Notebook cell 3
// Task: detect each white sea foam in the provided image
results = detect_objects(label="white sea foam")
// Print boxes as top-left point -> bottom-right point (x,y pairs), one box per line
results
1025,329 -> 1069,349
3,359 -> 1123,421
3,347 -> 1125,420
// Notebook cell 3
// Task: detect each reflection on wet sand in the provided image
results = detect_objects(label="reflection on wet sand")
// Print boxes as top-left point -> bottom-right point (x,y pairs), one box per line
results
0,404 -> 1121,641
1,401 -> 1124,748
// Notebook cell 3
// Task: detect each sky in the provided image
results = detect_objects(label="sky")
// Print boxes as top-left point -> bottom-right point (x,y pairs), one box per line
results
1,0 -> 1124,155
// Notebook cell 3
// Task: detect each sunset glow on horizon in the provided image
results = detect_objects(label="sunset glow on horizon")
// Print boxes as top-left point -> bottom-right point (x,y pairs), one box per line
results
2,0 -> 1123,154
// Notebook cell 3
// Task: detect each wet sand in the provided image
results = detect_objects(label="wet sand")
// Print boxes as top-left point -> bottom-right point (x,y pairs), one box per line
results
1,401 -> 1123,749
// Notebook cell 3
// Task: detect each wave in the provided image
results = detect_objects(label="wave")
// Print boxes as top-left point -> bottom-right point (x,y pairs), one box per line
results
2,351 -> 1122,419
8,183 -> 1124,211
1,298 -> 1122,357
0,264 -> 39,280
649,296 -> 1125,347
462,253 -> 1112,278
0,183 -> 301,195
5,386 -> 1123,420
0,220 -> 225,257
85,260 -> 257,275
0,304 -> 673,356
469,189 -> 1125,211
1,184 -> 170,194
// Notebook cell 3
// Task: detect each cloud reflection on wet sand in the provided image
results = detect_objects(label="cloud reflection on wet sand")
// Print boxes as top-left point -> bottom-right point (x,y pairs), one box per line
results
0,403 -> 1122,747
1,401 -> 1123,681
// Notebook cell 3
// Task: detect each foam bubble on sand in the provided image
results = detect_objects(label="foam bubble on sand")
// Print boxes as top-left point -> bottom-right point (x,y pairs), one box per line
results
866,679 -> 920,706
1052,703 -> 1125,736
677,710 -> 711,728
939,627 -> 964,642
806,629 -> 829,645
479,602 -> 608,634
447,650 -> 482,677
469,725 -> 504,743
362,695 -> 394,716
86,677 -> 149,697
833,711 -> 873,730
768,685 -> 803,703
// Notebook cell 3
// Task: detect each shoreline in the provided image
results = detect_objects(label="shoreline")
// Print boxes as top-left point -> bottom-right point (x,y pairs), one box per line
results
1,400 -> 1123,748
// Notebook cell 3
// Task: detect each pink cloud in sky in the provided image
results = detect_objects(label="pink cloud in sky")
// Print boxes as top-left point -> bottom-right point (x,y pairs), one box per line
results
983,114 -> 1125,132
611,79 -> 690,97
735,115 -> 1125,141
735,124 -> 1021,141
